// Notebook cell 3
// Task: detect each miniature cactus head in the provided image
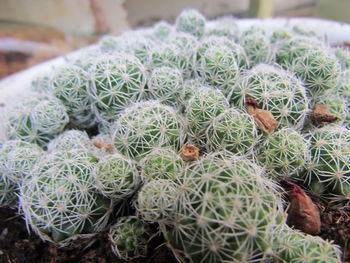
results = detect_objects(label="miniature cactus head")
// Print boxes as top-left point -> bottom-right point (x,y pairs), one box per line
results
206,108 -> 258,156
135,179 -> 180,223
175,9 -> 206,38
19,149 -> 112,243
152,21 -> 173,42
164,152 -> 285,262
256,128 -> 308,179
98,35 -> 121,54
93,153 -> 141,199
205,16 -> 239,40
230,64 -> 309,130
112,101 -> 185,161
148,66 -> 184,106
47,129 -> 92,153
0,173 -> 17,207
140,147 -> 184,182
334,47 -> 350,70
89,54 -> 147,124
109,216 -> 153,260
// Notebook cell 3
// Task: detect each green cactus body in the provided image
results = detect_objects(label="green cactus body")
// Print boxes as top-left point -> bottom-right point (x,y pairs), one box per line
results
148,66 -> 184,106
51,64 -> 95,128
89,54 -> 147,124
256,128 -> 308,179
270,29 -> 293,44
205,17 -> 239,41
164,153 -> 285,263
206,108 -> 258,156
240,31 -> 273,67
0,140 -> 44,184
299,125 -> 350,203
19,149 -> 112,243
273,227 -> 341,263
135,179 -> 179,223
175,9 -> 206,38
0,173 -> 17,207
140,147 -> 184,181
98,35 -> 121,54
31,73 -> 52,93
196,45 -> 239,96
152,21 -> 173,42
93,153 -> 141,199
47,130 -> 92,153
109,216 -> 152,260
113,101 -> 185,161
185,86 -> 229,146
290,49 -> 340,98
334,47 -> 350,70
230,64 -> 309,130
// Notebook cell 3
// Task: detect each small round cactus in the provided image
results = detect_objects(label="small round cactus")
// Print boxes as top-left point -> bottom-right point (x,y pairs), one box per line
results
206,108 -> 258,156
89,54 -> 147,124
93,153 -> 141,199
164,153 -> 285,262
296,125 -> 350,203
230,64 -> 309,130
0,140 -> 44,184
175,9 -> 206,38
196,45 -> 239,95
0,174 -> 17,207
135,179 -> 179,223
31,73 -> 52,93
47,129 -> 92,153
147,66 -> 184,106
185,86 -> 229,146
51,64 -> 96,128
256,128 -> 308,179
112,101 -> 185,160
273,226 -> 341,263
19,149 -> 112,243
98,35 -> 121,54
151,21 -> 173,42
205,16 -> 239,40
334,47 -> 350,70
140,147 -> 184,181
109,216 -> 153,260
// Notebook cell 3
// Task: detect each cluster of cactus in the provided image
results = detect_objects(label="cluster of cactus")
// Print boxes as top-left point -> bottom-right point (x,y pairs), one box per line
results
1,7 -> 350,262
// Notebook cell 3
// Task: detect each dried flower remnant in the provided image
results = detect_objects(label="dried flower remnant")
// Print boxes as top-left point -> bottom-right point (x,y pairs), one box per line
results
309,104 -> 338,125
245,97 -> 278,134
180,145 -> 199,161
92,141 -> 114,152
282,181 -> 321,235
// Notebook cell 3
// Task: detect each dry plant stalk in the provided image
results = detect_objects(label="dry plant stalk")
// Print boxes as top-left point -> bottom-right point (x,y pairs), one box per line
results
92,141 -> 114,152
309,104 -> 338,125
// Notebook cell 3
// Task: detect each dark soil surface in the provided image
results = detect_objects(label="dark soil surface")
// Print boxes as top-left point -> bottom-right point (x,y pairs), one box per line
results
0,207 -> 177,263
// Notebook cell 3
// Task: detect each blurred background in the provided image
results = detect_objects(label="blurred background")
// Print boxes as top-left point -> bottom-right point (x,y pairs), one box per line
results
0,0 -> 347,78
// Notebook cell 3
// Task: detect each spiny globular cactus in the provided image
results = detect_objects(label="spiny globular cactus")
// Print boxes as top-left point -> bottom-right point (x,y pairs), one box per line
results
109,216 -> 153,260
47,129 -> 92,153
140,147 -> 184,182
19,149 -> 112,243
230,64 -> 309,130
206,108 -> 258,156
175,8 -> 206,38
112,101 -> 185,161
256,128 -> 308,179
164,152 -> 285,263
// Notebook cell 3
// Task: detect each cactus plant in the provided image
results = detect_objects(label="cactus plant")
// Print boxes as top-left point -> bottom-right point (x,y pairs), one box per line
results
140,147 -> 184,182
175,9 -> 206,38
0,173 -> 17,207
205,16 -> 239,41
112,101 -> 185,160
334,47 -> 350,70
109,216 -> 153,260
47,129 -> 92,153
164,152 -> 285,263
256,128 -> 308,179
206,108 -> 258,156
230,64 -> 309,130
19,149 -> 112,243
93,153 -> 141,199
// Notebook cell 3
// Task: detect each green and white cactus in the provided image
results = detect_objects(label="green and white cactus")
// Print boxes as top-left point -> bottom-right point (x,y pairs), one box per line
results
140,147 -> 184,182
109,216 -> 153,260
19,149 -> 112,243
205,16 -> 239,41
206,108 -> 258,156
47,129 -> 92,152
273,226 -> 341,263
164,152 -> 285,263
148,66 -> 184,106
230,64 -> 309,130
93,153 -> 141,199
89,54 -> 147,124
185,86 -> 229,146
256,128 -> 308,179
0,173 -> 17,207
334,47 -> 350,70
113,101 -> 185,160
175,9 -> 206,38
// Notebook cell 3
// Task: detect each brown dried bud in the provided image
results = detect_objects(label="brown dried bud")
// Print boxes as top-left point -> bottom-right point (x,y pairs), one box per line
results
92,141 -> 113,152
245,97 -> 278,134
309,104 -> 338,125
180,145 -> 199,162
